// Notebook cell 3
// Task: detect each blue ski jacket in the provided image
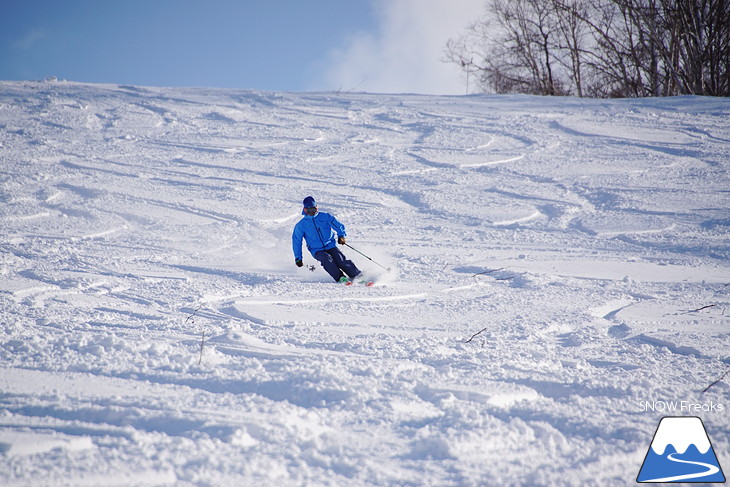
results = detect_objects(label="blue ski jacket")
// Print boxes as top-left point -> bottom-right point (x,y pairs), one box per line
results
292,211 -> 346,261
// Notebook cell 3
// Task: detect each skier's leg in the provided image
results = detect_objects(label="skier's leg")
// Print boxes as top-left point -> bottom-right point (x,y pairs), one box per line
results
327,248 -> 361,279
314,250 -> 344,281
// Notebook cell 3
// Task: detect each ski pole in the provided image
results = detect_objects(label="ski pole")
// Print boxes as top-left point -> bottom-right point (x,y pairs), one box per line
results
343,243 -> 391,271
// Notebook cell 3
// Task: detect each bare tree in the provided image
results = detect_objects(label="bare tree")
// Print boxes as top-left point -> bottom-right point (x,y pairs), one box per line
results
445,0 -> 730,97
446,0 -> 569,95
445,16 -> 497,93
665,0 -> 730,96
553,0 -> 590,97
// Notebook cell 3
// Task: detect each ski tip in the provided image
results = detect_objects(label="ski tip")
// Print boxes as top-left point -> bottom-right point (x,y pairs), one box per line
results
343,279 -> 374,286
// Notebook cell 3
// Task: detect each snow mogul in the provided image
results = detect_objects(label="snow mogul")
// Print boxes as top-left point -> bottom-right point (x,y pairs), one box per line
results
292,196 -> 363,283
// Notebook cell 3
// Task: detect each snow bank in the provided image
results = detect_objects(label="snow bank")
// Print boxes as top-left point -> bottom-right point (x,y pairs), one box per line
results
1,81 -> 728,486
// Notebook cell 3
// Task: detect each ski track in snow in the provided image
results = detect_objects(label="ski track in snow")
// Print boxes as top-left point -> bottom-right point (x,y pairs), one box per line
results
0,81 -> 729,486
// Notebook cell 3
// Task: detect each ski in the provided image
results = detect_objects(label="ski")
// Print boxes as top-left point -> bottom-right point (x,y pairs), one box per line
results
346,279 -> 374,287
339,276 -> 374,286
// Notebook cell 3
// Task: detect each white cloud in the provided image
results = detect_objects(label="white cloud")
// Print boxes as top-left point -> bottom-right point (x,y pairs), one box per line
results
319,0 -> 484,95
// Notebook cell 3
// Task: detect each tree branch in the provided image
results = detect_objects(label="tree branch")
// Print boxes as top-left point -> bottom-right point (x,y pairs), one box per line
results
702,367 -> 730,393
465,327 -> 489,343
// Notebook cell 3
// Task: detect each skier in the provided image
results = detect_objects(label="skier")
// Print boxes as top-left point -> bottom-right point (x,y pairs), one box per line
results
292,196 -> 362,283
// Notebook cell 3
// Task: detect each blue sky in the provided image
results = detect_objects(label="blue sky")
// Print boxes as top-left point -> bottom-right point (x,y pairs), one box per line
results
0,0 -> 484,94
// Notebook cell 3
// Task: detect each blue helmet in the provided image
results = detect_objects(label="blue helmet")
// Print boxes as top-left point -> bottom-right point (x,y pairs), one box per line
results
302,196 -> 316,208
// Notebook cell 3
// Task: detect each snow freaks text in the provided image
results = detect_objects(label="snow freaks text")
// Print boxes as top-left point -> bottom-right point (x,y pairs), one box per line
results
638,401 -> 725,413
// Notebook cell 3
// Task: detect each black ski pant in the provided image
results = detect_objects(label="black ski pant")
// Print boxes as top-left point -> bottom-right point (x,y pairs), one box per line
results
314,247 -> 360,282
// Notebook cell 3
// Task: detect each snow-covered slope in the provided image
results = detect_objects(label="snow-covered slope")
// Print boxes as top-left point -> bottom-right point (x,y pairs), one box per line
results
1,80 -> 728,486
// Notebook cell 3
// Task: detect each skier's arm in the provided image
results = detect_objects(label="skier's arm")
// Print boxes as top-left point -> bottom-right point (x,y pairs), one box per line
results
329,214 -> 347,239
292,224 -> 304,263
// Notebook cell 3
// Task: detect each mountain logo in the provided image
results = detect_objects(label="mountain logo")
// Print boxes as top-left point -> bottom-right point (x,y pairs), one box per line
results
637,416 -> 726,483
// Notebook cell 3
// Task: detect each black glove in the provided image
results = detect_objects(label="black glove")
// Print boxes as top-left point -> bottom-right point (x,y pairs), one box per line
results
295,259 -> 303,267
337,236 -> 346,245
